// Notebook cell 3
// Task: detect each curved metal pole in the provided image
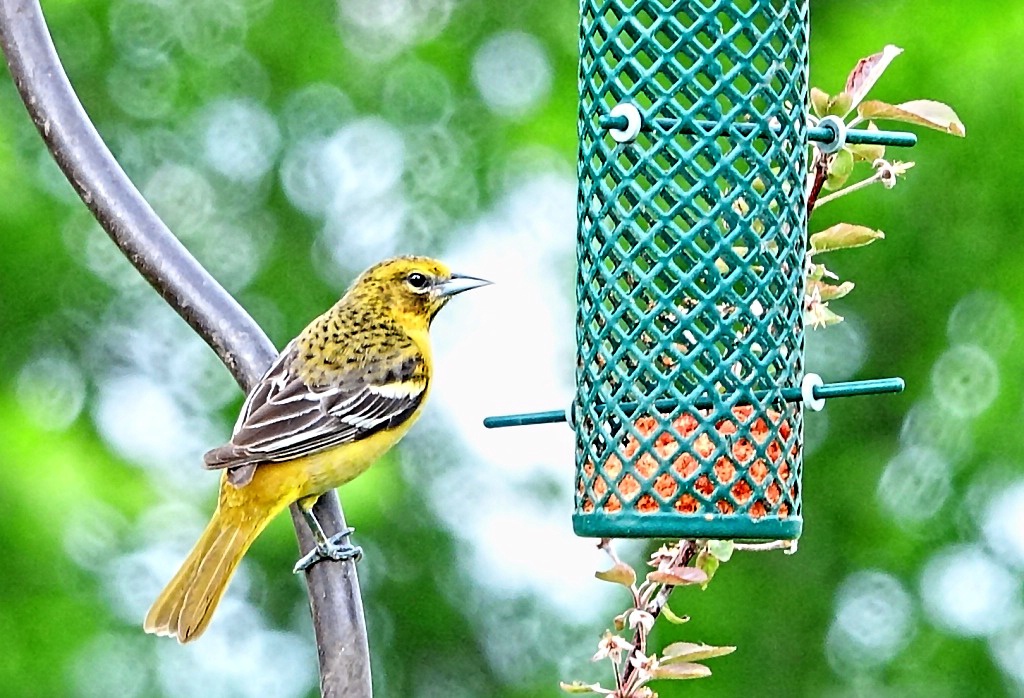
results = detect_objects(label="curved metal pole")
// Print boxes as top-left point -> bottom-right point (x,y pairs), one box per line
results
0,1 -> 370,695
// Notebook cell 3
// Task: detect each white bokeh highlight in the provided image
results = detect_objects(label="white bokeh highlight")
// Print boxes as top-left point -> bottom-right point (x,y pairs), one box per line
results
930,344 -> 999,419
200,98 -> 282,184
947,290 -> 1017,357
414,171 -> 617,622
981,479 -> 1024,571
472,31 -> 553,117
877,446 -> 951,525
805,313 -> 867,382
920,544 -> 1019,638
336,0 -> 455,61
826,570 -> 914,676
16,353 -> 86,431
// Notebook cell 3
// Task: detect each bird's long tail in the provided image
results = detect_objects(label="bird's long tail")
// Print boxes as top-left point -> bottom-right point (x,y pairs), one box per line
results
143,501 -> 282,643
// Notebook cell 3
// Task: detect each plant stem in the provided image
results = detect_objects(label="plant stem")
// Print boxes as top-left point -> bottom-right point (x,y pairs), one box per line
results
806,151 -> 830,214
813,172 -> 882,209
733,540 -> 798,553
618,540 -> 698,693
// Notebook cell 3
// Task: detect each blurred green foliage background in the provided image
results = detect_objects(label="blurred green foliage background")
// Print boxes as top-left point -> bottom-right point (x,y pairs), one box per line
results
0,0 -> 1021,696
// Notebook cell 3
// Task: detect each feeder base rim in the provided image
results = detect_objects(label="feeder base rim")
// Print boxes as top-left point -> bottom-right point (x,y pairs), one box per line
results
572,512 -> 803,541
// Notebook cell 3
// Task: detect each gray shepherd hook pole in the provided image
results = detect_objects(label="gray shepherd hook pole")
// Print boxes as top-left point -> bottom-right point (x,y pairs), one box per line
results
0,1 -> 371,695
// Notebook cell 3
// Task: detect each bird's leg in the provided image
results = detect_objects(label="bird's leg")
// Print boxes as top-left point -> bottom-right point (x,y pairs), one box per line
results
293,496 -> 363,573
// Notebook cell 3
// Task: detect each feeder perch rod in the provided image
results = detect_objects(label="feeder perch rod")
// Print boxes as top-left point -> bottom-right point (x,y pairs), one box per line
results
597,114 -> 918,148
482,376 -> 905,429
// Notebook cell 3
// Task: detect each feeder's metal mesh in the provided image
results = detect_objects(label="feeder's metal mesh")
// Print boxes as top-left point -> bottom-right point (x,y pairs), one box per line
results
574,0 -> 809,539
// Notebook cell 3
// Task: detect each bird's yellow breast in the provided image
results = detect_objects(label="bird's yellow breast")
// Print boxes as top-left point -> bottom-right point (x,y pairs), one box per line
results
296,405 -> 423,493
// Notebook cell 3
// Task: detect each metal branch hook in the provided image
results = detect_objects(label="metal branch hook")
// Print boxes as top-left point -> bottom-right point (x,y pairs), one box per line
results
0,1 -> 370,695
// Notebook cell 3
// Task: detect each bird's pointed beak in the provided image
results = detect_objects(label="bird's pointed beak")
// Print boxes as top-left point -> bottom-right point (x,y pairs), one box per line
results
437,273 -> 493,297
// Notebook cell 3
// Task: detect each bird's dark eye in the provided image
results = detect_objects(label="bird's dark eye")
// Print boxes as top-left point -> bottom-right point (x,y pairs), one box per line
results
406,272 -> 430,290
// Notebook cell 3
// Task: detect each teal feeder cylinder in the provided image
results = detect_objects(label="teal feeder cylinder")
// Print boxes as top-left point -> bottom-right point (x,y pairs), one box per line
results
573,0 -> 810,540
483,0 -> 909,541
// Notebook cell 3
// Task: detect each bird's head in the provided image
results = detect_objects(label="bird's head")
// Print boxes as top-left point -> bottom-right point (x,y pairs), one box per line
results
350,256 -> 491,327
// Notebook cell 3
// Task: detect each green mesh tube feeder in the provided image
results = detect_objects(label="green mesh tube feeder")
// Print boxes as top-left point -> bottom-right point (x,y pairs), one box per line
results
485,0 -> 910,541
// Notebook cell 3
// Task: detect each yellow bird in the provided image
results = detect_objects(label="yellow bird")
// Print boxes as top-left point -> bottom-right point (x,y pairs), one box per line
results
144,256 -> 490,642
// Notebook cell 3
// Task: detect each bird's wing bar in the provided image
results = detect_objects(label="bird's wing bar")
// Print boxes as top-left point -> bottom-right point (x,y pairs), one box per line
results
229,339 -> 300,433
203,348 -> 426,470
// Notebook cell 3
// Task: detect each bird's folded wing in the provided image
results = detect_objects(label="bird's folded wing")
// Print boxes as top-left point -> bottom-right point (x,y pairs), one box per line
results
204,341 -> 426,471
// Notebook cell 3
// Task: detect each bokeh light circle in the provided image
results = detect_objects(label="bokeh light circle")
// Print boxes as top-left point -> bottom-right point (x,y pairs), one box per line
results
472,31 -> 552,117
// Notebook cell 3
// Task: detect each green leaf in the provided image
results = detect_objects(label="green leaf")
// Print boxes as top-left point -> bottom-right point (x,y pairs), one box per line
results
810,87 -> 830,118
809,279 -> 855,302
661,604 -> 690,625
694,549 -> 719,588
810,223 -> 885,254
559,681 -> 607,694
844,45 -> 903,113
714,246 -> 751,275
595,562 -> 636,587
661,642 -> 737,664
707,539 -> 734,562
824,148 -> 854,190
858,99 -> 965,137
647,568 -> 708,587
849,122 -> 885,162
824,91 -> 853,118
806,302 -> 844,328
751,167 -> 782,193
806,262 -> 837,282
651,662 -> 713,680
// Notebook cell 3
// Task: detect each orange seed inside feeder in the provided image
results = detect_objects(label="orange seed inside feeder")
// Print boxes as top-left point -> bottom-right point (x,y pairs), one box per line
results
579,405 -> 798,518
